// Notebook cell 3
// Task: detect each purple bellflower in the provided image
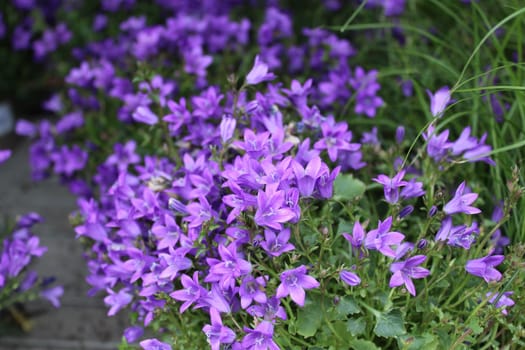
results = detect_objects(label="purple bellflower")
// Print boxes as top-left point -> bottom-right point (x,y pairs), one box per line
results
205,244 -> 252,289
124,326 -> 144,343
246,297 -> 287,321
276,265 -> 319,307
292,157 -> 323,197
140,339 -> 172,350
239,275 -> 268,308
170,272 -> 205,313
220,116 -> 236,143
242,321 -> 279,350
104,288 -> 133,316
202,308 -> 236,350
443,181 -> 481,215
364,216 -> 405,258
260,228 -> 295,257
373,170 -> 407,204
40,286 -> 64,308
428,86 -> 451,117
342,221 -> 365,258
486,291 -> 515,315
340,270 -> 361,286
132,106 -> 158,125
246,55 -> 276,85
254,188 -> 296,231
389,255 -> 430,296
0,149 -> 12,164
465,254 -> 504,283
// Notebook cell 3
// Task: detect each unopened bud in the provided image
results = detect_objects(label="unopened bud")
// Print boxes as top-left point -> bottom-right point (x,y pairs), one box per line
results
399,205 -> 414,218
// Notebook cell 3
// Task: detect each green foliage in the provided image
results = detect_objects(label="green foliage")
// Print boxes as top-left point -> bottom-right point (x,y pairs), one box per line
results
333,174 -> 366,201
374,309 -> 406,338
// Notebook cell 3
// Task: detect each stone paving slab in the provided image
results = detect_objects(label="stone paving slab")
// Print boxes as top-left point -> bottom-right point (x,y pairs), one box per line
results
0,141 -> 128,348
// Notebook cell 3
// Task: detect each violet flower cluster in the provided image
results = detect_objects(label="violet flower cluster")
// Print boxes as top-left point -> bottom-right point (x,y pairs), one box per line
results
6,0 -> 520,348
0,213 -> 63,310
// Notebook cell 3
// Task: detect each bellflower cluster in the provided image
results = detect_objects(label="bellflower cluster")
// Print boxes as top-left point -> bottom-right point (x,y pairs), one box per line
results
0,213 -> 63,311
5,0 -> 522,348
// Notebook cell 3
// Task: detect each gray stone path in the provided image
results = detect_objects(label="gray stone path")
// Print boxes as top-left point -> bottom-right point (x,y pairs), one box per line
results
0,141 -> 128,349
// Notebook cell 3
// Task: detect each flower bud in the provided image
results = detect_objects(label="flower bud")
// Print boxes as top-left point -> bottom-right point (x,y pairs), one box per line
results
399,205 -> 414,218
417,239 -> 428,249
395,126 -> 405,144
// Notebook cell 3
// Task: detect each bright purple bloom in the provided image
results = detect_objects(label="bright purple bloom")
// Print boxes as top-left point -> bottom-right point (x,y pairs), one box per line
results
292,157 -> 323,197
340,270 -> 361,286
394,242 -> 415,260
246,297 -> 287,321
260,228 -> 295,257
202,308 -> 236,350
465,255 -> 504,283
220,116 -> 236,143
315,164 -> 341,199
159,247 -> 192,281
205,244 -> 252,289
342,221 -> 365,257
124,326 -> 144,343
185,196 -> 218,228
170,272 -> 204,313
140,339 -> 172,350
373,170 -> 407,204
242,321 -> 279,350
443,181 -> 481,215
486,291 -> 515,315
132,106 -> 158,125
239,275 -> 267,309
314,117 -> 360,162
104,288 -> 133,316
424,125 -> 452,162
354,91 -> 384,118
246,55 -> 276,85
0,149 -> 11,164
276,265 -> 319,307
198,284 -> 232,314
233,129 -> 270,159
428,86 -> 451,117
389,255 -> 430,296
40,286 -> 64,308
15,119 -> 37,137
364,217 -> 405,258
254,188 -> 296,231
395,126 -> 405,144
400,178 -> 425,199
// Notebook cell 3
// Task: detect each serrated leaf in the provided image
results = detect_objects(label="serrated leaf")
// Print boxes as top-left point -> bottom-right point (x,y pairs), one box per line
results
349,339 -> 380,350
347,317 -> 367,336
374,309 -> 406,338
467,317 -> 484,335
335,297 -> 361,317
296,299 -> 323,338
334,174 -> 366,201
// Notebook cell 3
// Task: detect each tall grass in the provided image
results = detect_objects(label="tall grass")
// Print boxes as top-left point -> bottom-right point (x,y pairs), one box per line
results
330,0 -> 525,242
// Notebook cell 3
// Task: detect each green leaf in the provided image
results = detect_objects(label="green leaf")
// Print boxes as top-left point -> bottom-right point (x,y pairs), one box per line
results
467,317 -> 484,335
349,339 -> 381,350
296,299 -> 324,338
337,220 -> 353,234
374,309 -> 406,338
399,333 -> 440,350
347,317 -> 367,336
333,174 -> 366,201
335,297 -> 361,317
